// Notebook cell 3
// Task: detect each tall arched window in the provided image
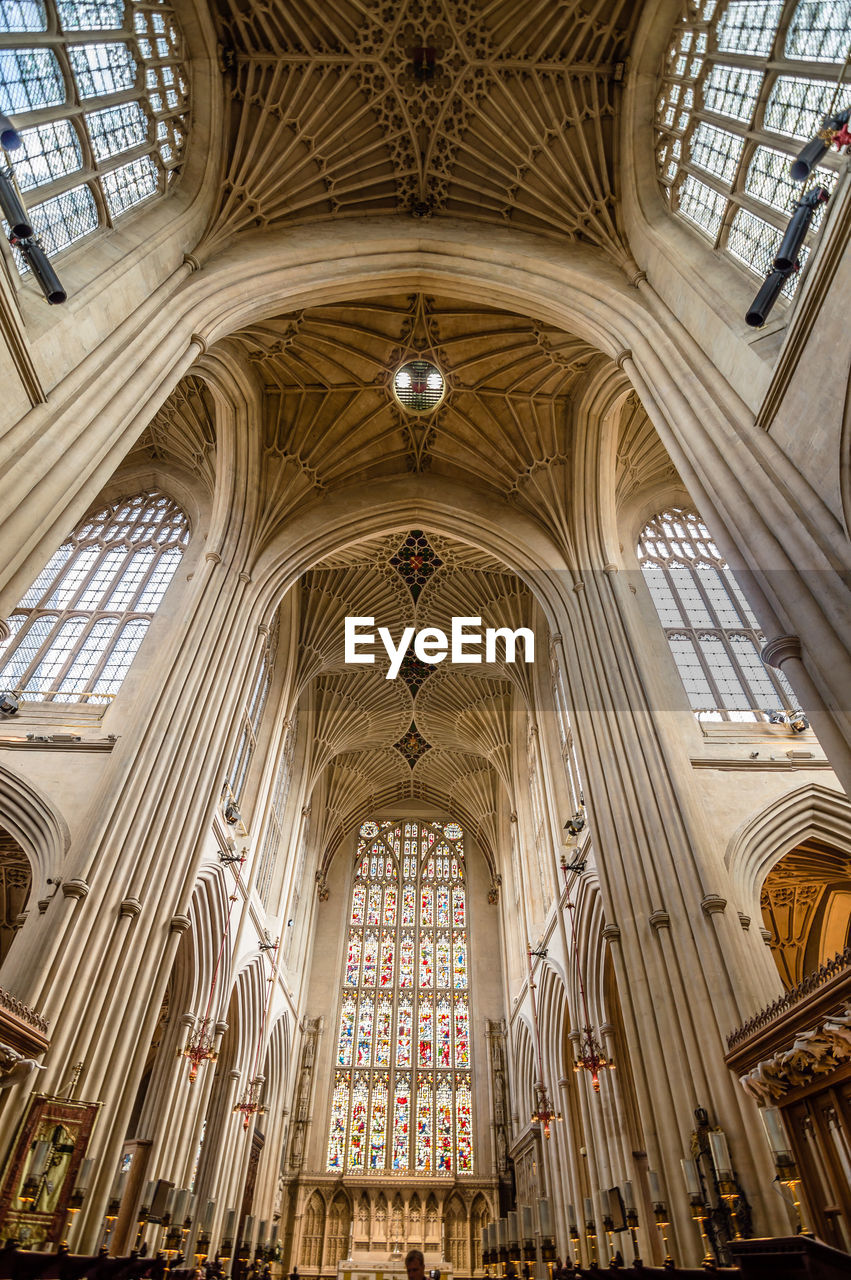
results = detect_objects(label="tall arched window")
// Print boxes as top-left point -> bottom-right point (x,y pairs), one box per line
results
0,0 -> 189,269
0,489 -> 188,703
637,508 -> 798,722
327,819 -> 473,1176
655,0 -> 848,296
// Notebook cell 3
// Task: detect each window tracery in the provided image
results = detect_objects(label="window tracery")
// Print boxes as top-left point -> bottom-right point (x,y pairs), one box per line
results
327,818 -> 473,1176
637,508 -> 798,721
655,0 -> 848,295
0,0 -> 189,269
0,489 -> 188,703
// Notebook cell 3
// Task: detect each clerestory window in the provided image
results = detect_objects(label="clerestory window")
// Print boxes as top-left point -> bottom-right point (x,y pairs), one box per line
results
327,819 -> 473,1176
637,508 -> 799,722
655,0 -> 849,297
0,0 -> 189,270
0,489 -> 188,703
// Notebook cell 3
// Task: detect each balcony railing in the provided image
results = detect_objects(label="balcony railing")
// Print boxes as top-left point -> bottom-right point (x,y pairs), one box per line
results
726,945 -> 851,1051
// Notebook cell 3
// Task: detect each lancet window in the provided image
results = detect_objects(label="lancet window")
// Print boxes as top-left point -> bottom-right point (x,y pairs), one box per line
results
655,0 -> 848,295
327,818 -> 473,1176
0,489 -> 188,703
0,0 -> 189,271
637,508 -> 798,722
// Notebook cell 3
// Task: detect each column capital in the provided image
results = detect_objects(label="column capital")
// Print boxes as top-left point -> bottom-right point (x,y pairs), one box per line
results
761,634 -> 802,669
649,909 -> 670,931
601,923 -> 621,942
61,878 -> 89,901
119,897 -> 142,918
170,913 -> 192,934
701,894 -> 727,916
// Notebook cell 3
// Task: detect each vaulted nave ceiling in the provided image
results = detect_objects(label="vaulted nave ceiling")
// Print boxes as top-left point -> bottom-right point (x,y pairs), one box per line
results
223,291 -> 609,548
204,0 -> 637,261
293,529 -> 533,882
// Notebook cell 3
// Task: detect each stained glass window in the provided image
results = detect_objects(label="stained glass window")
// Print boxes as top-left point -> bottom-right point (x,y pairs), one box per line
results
654,0 -> 848,298
326,818 -> 474,1175
637,509 -> 800,722
0,0 -> 189,275
0,491 -> 187,703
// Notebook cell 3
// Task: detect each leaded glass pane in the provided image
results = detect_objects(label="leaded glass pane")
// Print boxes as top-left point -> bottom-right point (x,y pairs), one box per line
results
69,41 -> 136,97
764,75 -> 848,140
677,173 -> 726,237
20,546 -> 71,607
696,565 -> 743,626
369,1075 -> 388,1170
86,101 -> 149,160
103,547 -> 155,608
43,546 -> 99,607
436,933 -> 450,988
785,0 -> 850,60
328,1075 -> 349,1170
338,995 -> 356,1066
656,0 -> 844,292
102,153 -> 159,216
24,184 -> 98,257
0,48 -> 64,113
416,1074 -> 433,1172
727,205 -> 782,277
670,564 -> 713,626
0,491 -> 187,702
703,64 -> 762,120
356,999 -> 374,1067
669,636 -> 717,708
642,566 -> 684,625
716,1 -> 782,55
728,633 -> 786,708
728,206 -> 808,295
23,616 -> 87,692
456,1078 -> 473,1171
0,1 -> 47,31
0,614 -> 58,687
58,1 -> 124,29
326,819 -> 473,1174
689,121 -> 744,181
348,1075 -> 369,1170
392,1074 -> 410,1170
136,546 -> 182,610
14,120 -> 82,192
638,508 -> 797,721
745,144 -> 835,221
89,617 -> 148,696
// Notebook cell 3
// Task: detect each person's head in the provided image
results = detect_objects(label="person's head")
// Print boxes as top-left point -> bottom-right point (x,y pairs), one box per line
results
405,1249 -> 426,1280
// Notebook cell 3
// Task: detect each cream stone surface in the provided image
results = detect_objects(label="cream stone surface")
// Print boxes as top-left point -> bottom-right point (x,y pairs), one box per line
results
0,0 -> 849,1271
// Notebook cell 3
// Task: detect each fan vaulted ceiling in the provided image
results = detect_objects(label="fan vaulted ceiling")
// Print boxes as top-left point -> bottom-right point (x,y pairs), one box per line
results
222,291 -> 608,550
205,0 -> 637,260
296,528 -> 536,880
